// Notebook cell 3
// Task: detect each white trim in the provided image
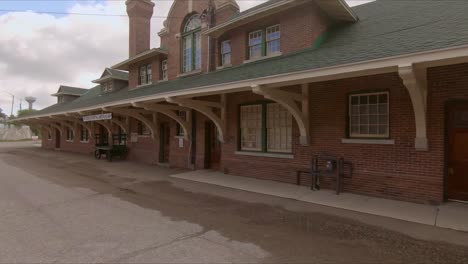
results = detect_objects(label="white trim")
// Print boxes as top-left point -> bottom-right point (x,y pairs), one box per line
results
235,151 -> 294,159
243,52 -> 282,64
177,69 -> 202,78
14,44 -> 468,121
341,138 -> 395,145
80,140 -> 90,144
216,64 -> 232,70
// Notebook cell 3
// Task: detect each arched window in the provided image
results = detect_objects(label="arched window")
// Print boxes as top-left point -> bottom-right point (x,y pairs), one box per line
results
182,14 -> 201,73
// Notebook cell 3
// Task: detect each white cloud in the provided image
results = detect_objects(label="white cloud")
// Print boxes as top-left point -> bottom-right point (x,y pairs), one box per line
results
0,0 -> 372,115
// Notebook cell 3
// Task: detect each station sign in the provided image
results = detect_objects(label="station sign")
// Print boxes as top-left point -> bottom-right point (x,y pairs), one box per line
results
83,113 -> 112,122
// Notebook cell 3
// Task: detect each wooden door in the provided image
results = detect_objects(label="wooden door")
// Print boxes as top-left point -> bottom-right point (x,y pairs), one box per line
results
204,122 -> 221,170
447,104 -> 468,201
159,123 -> 170,163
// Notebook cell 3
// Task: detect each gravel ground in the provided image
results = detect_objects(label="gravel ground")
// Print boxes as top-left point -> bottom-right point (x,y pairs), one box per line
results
1,142 -> 468,263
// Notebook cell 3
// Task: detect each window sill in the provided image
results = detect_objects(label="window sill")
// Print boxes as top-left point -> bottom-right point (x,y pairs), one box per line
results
177,70 -> 202,78
243,52 -> 282,64
66,140 -> 74,143
80,141 -> 89,144
235,151 -> 294,159
136,83 -> 153,89
216,64 -> 232,70
341,138 -> 395,145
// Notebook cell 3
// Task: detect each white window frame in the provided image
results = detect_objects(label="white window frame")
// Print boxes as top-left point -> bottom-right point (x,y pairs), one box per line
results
66,128 -> 74,142
239,102 -> 292,154
139,66 -> 147,85
147,65 -> 152,84
80,125 -> 89,143
161,60 -> 168,81
248,30 -> 263,60
266,24 -> 281,56
221,40 -> 231,66
349,92 -> 389,138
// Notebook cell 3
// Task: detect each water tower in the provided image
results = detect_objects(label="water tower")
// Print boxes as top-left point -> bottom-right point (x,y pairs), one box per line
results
25,97 -> 36,110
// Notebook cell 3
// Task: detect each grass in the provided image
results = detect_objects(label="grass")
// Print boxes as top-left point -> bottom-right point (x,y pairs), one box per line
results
0,139 -> 36,142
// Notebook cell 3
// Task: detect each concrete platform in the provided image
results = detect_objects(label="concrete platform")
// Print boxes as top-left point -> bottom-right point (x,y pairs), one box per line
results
171,170 -> 468,232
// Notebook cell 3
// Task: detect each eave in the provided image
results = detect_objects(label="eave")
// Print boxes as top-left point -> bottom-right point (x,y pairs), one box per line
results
92,75 -> 128,84
111,48 -> 168,71
204,0 -> 358,38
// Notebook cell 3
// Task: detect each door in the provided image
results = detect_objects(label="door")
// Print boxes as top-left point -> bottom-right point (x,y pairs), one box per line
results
204,122 -> 221,169
55,128 -> 61,149
159,123 -> 170,163
447,104 -> 468,201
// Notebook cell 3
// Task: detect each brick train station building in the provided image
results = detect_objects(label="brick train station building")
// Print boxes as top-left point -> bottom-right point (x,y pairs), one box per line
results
16,0 -> 468,204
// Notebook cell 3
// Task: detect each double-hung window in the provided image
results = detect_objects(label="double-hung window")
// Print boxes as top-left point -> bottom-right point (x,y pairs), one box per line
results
80,125 -> 89,142
240,102 -> 292,153
161,60 -> 168,81
139,65 -> 152,85
349,92 -> 389,138
103,81 -> 113,93
266,25 -> 281,56
182,14 -> 201,73
66,128 -> 74,142
220,40 -> 231,66
248,25 -> 281,60
248,30 -> 263,60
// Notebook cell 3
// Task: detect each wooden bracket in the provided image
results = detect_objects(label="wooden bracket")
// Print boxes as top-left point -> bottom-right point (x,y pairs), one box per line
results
398,64 -> 428,151
132,102 -> 191,141
165,96 -> 226,143
252,84 -> 310,146
103,107 -> 158,139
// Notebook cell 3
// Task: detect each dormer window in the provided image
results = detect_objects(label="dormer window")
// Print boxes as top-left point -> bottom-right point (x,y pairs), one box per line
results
248,25 -> 281,60
182,14 -> 201,73
103,81 -> 113,93
139,65 -> 152,85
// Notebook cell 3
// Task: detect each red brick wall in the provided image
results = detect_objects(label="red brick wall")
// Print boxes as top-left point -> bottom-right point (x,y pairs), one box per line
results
214,2 -> 330,67
128,57 -> 162,89
220,70 -> 460,204
40,63 -> 468,203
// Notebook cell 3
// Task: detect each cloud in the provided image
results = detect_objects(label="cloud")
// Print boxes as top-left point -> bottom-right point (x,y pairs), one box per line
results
0,0 -> 372,115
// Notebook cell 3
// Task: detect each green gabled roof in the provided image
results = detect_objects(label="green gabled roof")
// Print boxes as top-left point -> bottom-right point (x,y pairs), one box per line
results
52,85 -> 89,97
20,0 -> 468,119
107,68 -> 129,80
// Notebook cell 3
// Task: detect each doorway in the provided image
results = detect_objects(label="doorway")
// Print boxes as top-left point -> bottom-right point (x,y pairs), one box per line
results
204,121 -> 221,170
447,103 -> 468,202
159,123 -> 170,163
55,128 -> 61,149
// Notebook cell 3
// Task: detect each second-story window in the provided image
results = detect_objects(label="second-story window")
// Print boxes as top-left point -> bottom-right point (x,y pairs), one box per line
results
248,30 -> 263,60
221,40 -> 231,66
248,25 -> 281,60
161,60 -> 168,81
182,14 -> 201,73
139,65 -> 152,85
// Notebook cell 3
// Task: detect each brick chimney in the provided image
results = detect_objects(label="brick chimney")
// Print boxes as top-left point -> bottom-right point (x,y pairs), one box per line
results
126,0 -> 154,58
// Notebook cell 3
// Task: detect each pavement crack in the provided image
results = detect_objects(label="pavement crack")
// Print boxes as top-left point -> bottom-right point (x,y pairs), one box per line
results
108,230 -> 208,263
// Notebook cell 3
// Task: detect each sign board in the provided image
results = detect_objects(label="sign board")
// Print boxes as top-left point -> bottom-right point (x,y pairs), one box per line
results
83,113 -> 112,122
130,132 -> 139,143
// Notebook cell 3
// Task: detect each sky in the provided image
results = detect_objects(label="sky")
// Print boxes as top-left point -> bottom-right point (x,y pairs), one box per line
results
0,0 -> 372,116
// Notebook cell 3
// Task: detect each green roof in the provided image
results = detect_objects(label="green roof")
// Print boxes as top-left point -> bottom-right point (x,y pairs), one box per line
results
52,85 -> 89,96
20,0 -> 468,119
107,68 -> 129,80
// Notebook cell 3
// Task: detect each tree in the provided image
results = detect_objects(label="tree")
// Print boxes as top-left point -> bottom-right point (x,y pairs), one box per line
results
16,109 -> 40,136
